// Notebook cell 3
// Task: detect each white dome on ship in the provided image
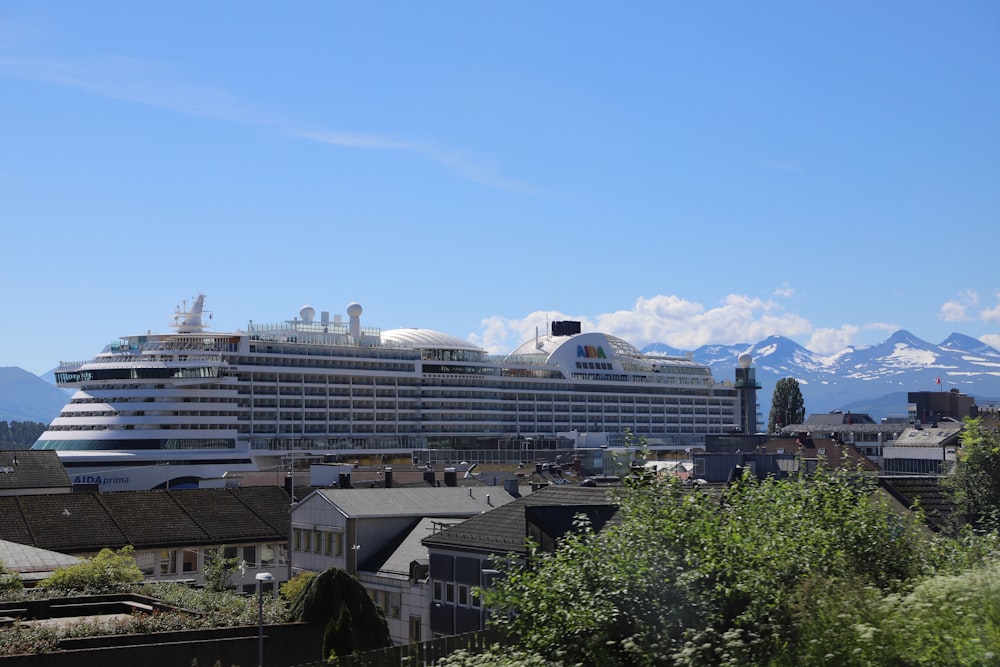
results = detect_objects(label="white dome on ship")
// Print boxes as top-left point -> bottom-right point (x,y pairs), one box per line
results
507,332 -> 643,359
382,328 -> 483,351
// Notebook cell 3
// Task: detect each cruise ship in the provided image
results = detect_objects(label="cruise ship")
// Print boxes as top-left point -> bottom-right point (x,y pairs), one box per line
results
33,295 -> 741,491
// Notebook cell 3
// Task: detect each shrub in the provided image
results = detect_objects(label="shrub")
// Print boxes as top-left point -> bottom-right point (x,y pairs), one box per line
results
39,546 -> 142,593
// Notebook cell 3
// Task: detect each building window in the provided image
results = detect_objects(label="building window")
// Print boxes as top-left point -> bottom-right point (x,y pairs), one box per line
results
335,532 -> 344,557
409,616 -> 421,642
244,545 -> 257,567
458,585 -> 468,607
135,551 -> 155,576
294,529 -> 301,552
314,531 -> 322,554
303,530 -> 311,553
390,593 -> 401,619
325,532 -> 334,556
471,587 -> 481,608
182,549 -> 198,573
261,545 -> 275,567
432,580 -> 443,602
446,583 -> 455,604
159,549 -> 177,576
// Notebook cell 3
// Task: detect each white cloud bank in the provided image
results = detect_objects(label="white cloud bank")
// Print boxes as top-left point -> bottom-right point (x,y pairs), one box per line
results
468,293 -> 870,356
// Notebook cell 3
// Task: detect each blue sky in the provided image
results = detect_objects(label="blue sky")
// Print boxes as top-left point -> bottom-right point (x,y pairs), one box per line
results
2,2 -> 999,376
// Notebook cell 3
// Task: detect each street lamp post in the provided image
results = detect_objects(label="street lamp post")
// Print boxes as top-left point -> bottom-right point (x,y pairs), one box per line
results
255,572 -> 274,667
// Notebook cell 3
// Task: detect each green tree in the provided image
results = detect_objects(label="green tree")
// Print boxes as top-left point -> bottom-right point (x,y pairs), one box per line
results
942,418 -> 1000,527
480,470 -> 930,667
39,546 -> 143,592
203,546 -> 239,592
768,377 -> 805,432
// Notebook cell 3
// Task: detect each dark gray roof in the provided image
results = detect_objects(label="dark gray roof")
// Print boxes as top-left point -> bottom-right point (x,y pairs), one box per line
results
366,518 -> 462,577
802,412 -> 876,426
0,451 -> 71,491
421,485 -> 616,556
879,476 -> 956,532
0,486 -> 290,554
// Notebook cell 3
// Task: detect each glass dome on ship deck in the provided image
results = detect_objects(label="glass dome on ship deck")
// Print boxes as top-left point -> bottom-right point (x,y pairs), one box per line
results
381,329 -> 483,351
506,332 -> 643,360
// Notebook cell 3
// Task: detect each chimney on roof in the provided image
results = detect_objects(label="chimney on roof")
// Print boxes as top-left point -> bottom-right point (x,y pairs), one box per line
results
444,467 -> 457,487
384,467 -> 392,489
424,470 -> 435,486
338,472 -> 352,489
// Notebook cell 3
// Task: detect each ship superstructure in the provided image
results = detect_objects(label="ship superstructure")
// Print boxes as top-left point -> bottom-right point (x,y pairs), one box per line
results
33,296 -> 740,490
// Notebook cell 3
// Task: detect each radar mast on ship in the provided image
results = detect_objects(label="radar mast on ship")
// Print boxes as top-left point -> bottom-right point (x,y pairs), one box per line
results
172,294 -> 210,333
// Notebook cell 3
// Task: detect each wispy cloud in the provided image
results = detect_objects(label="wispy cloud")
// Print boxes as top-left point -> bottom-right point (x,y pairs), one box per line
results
938,289 -> 1000,323
0,54 -> 536,192
773,282 -> 794,298
0,56 -> 264,123
295,129 -> 540,193
982,334 -> 1000,349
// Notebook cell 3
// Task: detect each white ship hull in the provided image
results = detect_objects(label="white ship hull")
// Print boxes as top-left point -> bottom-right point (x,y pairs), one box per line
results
34,296 -> 743,490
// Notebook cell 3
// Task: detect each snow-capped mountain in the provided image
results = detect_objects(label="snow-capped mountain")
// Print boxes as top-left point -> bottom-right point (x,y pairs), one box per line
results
644,331 -> 1000,421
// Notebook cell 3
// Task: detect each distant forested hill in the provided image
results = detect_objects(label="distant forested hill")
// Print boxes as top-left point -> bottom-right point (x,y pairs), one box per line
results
0,420 -> 47,449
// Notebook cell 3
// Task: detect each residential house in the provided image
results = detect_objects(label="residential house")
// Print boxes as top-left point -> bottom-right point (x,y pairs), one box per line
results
880,423 -> 962,475
0,486 -> 291,592
288,485 -> 513,643
421,485 -> 617,637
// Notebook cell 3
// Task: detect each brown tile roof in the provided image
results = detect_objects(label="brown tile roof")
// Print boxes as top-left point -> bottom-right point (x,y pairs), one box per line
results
0,487 -> 289,555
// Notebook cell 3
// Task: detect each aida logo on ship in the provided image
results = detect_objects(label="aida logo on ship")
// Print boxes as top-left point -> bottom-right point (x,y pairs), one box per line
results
73,475 -> 130,486
577,345 -> 607,359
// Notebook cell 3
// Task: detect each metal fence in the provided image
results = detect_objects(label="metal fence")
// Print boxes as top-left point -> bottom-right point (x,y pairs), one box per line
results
298,629 -> 506,667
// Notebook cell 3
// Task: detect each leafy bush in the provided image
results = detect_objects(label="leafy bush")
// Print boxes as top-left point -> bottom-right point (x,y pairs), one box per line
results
0,581 -> 291,656
481,470 -> 945,666
39,546 -> 143,593
0,560 -> 22,594
280,570 -> 316,602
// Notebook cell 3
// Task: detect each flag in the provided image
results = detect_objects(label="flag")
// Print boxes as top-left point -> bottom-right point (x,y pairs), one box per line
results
936,377 -> 941,385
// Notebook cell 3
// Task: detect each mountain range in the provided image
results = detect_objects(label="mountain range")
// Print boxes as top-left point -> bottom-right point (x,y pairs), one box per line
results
2,329 -> 999,426
643,330 -> 1000,422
